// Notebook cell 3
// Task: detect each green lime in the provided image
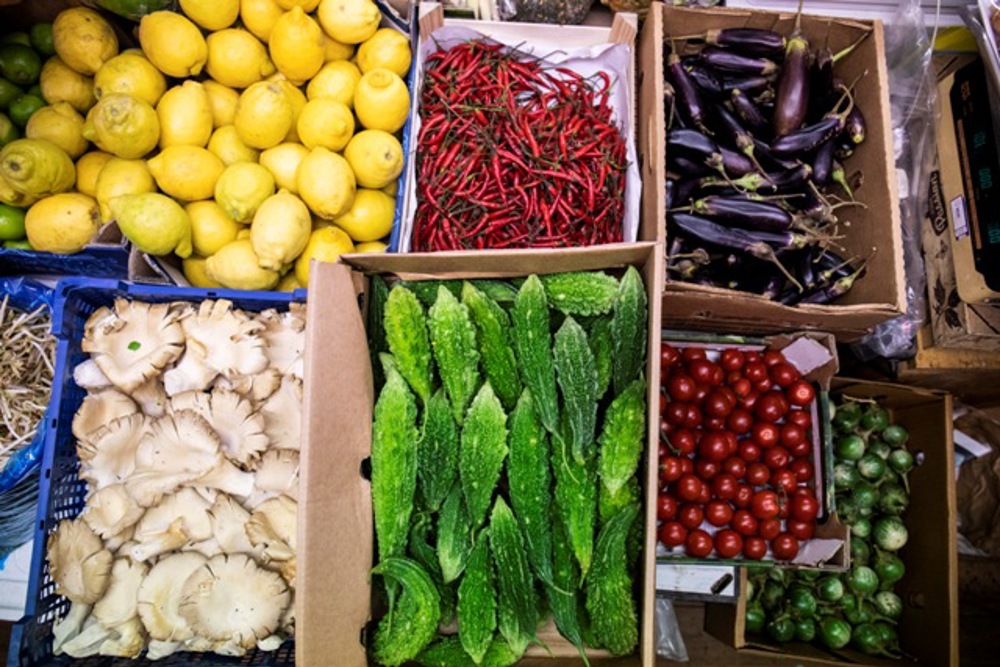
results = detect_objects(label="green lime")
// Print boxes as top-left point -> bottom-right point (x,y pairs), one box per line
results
0,44 -> 41,86
26,83 -> 41,99
3,239 -> 32,250
0,78 -> 21,110
0,112 -> 18,147
0,203 -> 26,241
8,94 -> 44,128
29,24 -> 54,57
1,33 -> 31,47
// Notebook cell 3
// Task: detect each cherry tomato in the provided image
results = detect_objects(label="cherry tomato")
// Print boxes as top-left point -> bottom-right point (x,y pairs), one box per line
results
693,385 -> 709,404
658,443 -> 668,460
669,428 -> 696,456
787,437 -> 812,459
720,349 -> 745,372
778,501 -> 790,520
763,349 -> 786,367
699,432 -> 730,463
704,389 -> 735,418
787,409 -> 812,429
763,446 -> 791,470
733,484 -> 754,509
789,459 -> 814,483
746,462 -> 770,486
786,519 -> 815,541
771,533 -> 800,560
680,457 -> 695,476
770,468 -> 798,495
732,377 -> 752,398
739,441 -> 762,462
790,493 -> 820,522
689,359 -> 722,387
769,362 -> 801,388
659,456 -> 684,483
754,377 -> 774,394
744,351 -> 761,363
659,521 -> 687,548
722,457 -> 746,480
659,392 -> 667,413
697,483 -> 712,505
740,390 -> 760,411
683,404 -> 703,430
704,417 -> 726,432
695,459 -> 720,481
744,361 -> 768,383
682,347 -> 706,363
679,503 -> 705,530
657,494 -> 679,521
685,529 -> 714,557
705,500 -> 734,527
724,432 -> 739,456
787,380 -> 816,407
665,402 -> 688,426
731,509 -> 758,537
661,419 -> 675,437
755,393 -> 789,423
752,422 -> 780,448
668,375 -> 696,402
661,343 -> 680,370
676,474 -> 703,502
714,529 -> 743,558
727,408 -> 753,435
793,486 -> 814,498
758,517 -> 781,540
712,473 -> 739,500
751,490 -> 780,520
780,423 -> 805,448
743,536 -> 767,560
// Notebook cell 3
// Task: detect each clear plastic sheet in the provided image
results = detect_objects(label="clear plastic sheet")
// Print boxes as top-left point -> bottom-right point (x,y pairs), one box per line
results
854,0 -> 938,360
655,597 -> 690,661
500,0 -> 594,24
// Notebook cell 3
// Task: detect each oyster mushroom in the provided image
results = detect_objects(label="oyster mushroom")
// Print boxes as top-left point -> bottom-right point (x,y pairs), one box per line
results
214,367 -> 282,405
243,450 -> 299,508
82,484 -> 143,540
72,359 -> 111,391
256,306 -> 305,379
72,389 -> 137,448
129,488 -> 213,562
77,413 -> 145,491
61,558 -> 149,658
169,388 -> 268,468
47,518 -> 113,604
208,493 -> 260,557
137,552 -> 207,649
52,601 -> 92,655
260,376 -> 302,451
131,378 -> 169,417
246,495 -> 296,565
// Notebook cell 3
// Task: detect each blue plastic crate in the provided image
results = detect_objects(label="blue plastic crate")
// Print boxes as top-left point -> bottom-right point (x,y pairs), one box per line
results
384,0 -> 419,254
7,278 -> 306,667
0,246 -> 130,280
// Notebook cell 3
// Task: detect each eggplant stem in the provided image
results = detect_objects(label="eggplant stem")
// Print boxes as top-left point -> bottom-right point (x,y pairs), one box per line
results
792,0 -> 805,37
832,31 -> 873,64
743,147 -> 773,183
759,245 -> 803,292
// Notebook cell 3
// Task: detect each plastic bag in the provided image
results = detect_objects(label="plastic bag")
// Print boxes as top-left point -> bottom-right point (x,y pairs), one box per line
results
497,0 -> 594,24
655,597 -> 690,661
853,0 -> 938,360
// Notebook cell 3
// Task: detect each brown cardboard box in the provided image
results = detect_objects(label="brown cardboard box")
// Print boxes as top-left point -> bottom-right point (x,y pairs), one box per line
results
638,3 -> 906,341
896,327 -> 1000,406
704,380 -> 959,667
298,243 -> 663,667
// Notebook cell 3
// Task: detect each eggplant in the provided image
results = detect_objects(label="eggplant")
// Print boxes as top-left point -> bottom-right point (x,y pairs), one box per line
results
666,46 -> 711,133
835,142 -> 855,160
691,195 -> 795,233
800,263 -> 866,304
664,178 -> 678,211
701,46 -> 778,76
719,146 -> 755,176
843,106 -> 866,145
815,250 -> 856,282
813,140 -> 835,186
721,74 -> 775,93
669,155 -> 714,178
667,128 -> 719,161
753,138 -> 800,172
771,87 -> 855,157
712,104 -> 768,173
831,161 -> 855,199
686,64 -> 724,98
773,0 -> 810,136
762,273 -> 787,300
673,28 -> 786,57
731,88 -> 769,136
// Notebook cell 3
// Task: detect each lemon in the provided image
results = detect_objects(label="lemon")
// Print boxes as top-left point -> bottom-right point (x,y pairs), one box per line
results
83,94 -> 160,159
139,11 -> 208,79
344,129 -> 401,189
186,200 -> 241,256
333,187 -> 393,242
202,81 -> 239,130
147,146 -> 225,202
180,0 -> 240,31
39,56 -> 96,114
0,138 -> 76,195
207,125 -> 260,166
276,272 -> 302,291
25,103 -> 88,159
206,29 -> 275,89
53,8 -> 118,76
294,225 -> 353,286
259,142 -> 308,193
269,8 -> 325,85
354,69 -> 409,133
323,34 -> 354,62
206,238 -> 279,289
182,255 -> 223,288
318,0 -> 381,45
251,188 -> 311,269
75,150 -> 113,197
0,174 -> 40,208
297,99 -> 353,151
234,81 -> 293,149
236,228 -> 251,240
381,180 -> 397,197
357,28 -> 411,77
25,193 -> 100,253
95,158 -> 156,222
278,79 -> 307,143
240,0 -> 284,44
156,82 -> 213,150
0,113 -> 17,148
215,162 -> 275,222
297,147 -> 356,219
276,0 -> 320,10
354,240 -> 386,253
111,191 -> 193,257
306,59 -> 360,106
93,52 -> 166,108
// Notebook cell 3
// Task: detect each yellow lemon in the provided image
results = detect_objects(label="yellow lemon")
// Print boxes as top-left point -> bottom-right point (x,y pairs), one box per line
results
317,0 -> 380,45
82,94 -> 160,159
297,147 -> 355,219
269,7 -> 325,85
53,8 -> 118,76
333,187 -> 393,242
203,81 -> 239,128
0,138 -> 76,195
294,225 -> 353,286
39,56 -> 96,113
250,189 -> 311,269
186,200 -> 241,256
25,103 -> 89,159
182,255 -> 223,288
259,142 -> 308,193
94,52 -> 167,107
110,191 -> 192,257
275,0 -> 320,10
94,157 -> 156,221
297,99 -> 353,151
240,0 -> 284,44
139,11 -> 208,78
234,81 -> 293,150
0,175 -> 40,208
276,272 -> 302,291
206,29 -> 275,89
207,125 -> 260,166
179,0 -> 239,31
236,228 -> 251,240
323,33 -> 354,62
147,146 -> 225,201
156,81 -> 213,148
206,238 -> 279,289
278,78 -> 307,142
354,68 -> 408,133
306,59 -> 360,107
354,240 -> 386,253
357,28 -> 411,77
75,150 -> 113,197
25,193 -> 100,253
381,180 -> 397,197
215,161 -> 275,222
343,129 -> 401,189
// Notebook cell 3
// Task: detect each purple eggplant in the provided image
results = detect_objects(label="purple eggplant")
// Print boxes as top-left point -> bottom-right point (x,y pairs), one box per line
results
669,155 -> 714,178
701,46 -> 778,76
665,178 -> 678,212
813,140 -> 835,186
771,88 -> 855,157
799,262 -> 867,304
712,104 -> 769,174
686,64 -> 724,98
721,75 -> 775,94
666,46 -> 711,133
673,28 -> 786,57
774,0 -> 810,136
731,88 -> 769,136
690,195 -> 795,233
842,106 -> 866,145
835,142 -> 855,160
753,138 -> 800,172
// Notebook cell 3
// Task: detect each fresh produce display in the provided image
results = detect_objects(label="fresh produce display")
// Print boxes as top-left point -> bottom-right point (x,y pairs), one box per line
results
663,0 -> 871,304
368,269 -> 648,665
657,342 -> 822,561
45,298 -> 304,659
0,1 -> 410,289
412,40 -> 628,251
744,395 -> 914,658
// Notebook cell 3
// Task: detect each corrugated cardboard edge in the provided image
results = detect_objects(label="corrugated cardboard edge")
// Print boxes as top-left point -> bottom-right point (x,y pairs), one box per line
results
638,2 -> 665,248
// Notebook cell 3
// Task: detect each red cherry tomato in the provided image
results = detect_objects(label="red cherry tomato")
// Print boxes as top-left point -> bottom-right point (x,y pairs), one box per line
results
744,361 -> 768,383
754,377 -> 774,394
659,521 -> 687,548
793,486 -> 814,498
758,517 -> 781,540
705,500 -> 734,527
787,408 -> 812,429
658,443 -> 668,460
752,422 -> 780,448
724,432 -> 739,456
661,419 -> 675,437
668,374 -> 696,402
763,349 -> 786,367
689,359 -> 722,387
755,393 -> 789,423
665,402 -> 687,426
714,529 -> 743,558
789,459 -> 814,483
722,457 -> 746,480
680,457 -> 695,476
669,429 -> 696,456
657,494 -> 679,521
751,490 -> 780,520
659,392 -> 667,414
693,385 -> 709,404
787,380 -> 816,407
726,408 -> 754,435
659,456 -> 685,483
746,462 -> 770,486
771,533 -> 800,560
786,519 -> 815,541
770,468 -> 798,495
744,351 -> 761,363
791,493 -> 820,522
732,377 -> 752,398
787,438 -> 812,459
740,390 -> 760,411
698,432 -> 730,463
769,362 -> 801,388
682,347 -> 706,363
712,473 -> 739,500
697,482 -> 712,505
763,445 -> 791,470
679,503 -> 705,530
704,417 -> 726,432
743,536 -> 767,560
683,404 -> 703,430
780,423 -> 805,449
731,509 -> 758,537
696,459 -> 720,481
685,529 -> 714,558
676,474 -> 703,502
733,484 -> 754,509
739,441 -> 762,462
704,389 -> 735,418
720,349 -> 745,372
661,343 -> 680,370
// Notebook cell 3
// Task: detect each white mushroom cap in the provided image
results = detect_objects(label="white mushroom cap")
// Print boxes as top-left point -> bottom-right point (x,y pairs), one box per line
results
163,348 -> 218,397
260,376 -> 302,451
47,519 -> 113,605
208,494 -> 259,557
214,367 -> 282,405
131,379 -> 169,417
93,558 -> 147,630
73,359 -> 112,391
72,390 -> 138,451
171,388 -> 268,468
253,450 -> 299,502
256,307 -> 305,380
82,485 -> 143,540
78,413 -> 146,491
130,488 -> 213,562
137,552 -> 207,642
245,495 -> 296,564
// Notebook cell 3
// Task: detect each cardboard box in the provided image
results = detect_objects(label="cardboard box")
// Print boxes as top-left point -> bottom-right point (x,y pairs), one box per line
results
896,327 -> 1000,406
639,3 -> 906,341
704,380 -> 959,667
298,243 -> 663,667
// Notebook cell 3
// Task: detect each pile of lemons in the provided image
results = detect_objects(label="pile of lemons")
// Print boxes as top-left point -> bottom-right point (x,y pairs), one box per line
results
0,0 -> 410,290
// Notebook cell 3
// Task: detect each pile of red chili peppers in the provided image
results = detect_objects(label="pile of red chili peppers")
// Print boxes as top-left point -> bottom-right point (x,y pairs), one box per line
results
413,40 -> 628,251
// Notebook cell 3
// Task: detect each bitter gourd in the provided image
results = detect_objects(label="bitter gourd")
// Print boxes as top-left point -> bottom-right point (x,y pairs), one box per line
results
371,557 -> 441,666
462,282 -> 521,411
588,317 -> 613,401
471,279 -> 518,306
409,513 -> 456,625
597,379 -> 647,496
438,483 -> 473,585
418,389 -> 459,513
540,271 -> 619,317
610,266 -> 648,396
416,636 -> 521,667
586,506 -> 639,656
458,532 -> 496,664
553,316 -> 598,464
489,497 -> 539,657
460,382 -> 509,531
552,434 -> 597,580
547,504 -> 589,665
512,275 -> 559,435
598,476 -> 643,569
429,286 -> 481,423
368,275 -> 390,390
385,286 -> 434,403
402,279 -> 462,308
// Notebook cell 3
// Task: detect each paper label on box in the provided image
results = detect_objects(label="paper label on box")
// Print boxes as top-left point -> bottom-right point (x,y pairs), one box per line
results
952,195 -> 970,239
655,563 -> 738,598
